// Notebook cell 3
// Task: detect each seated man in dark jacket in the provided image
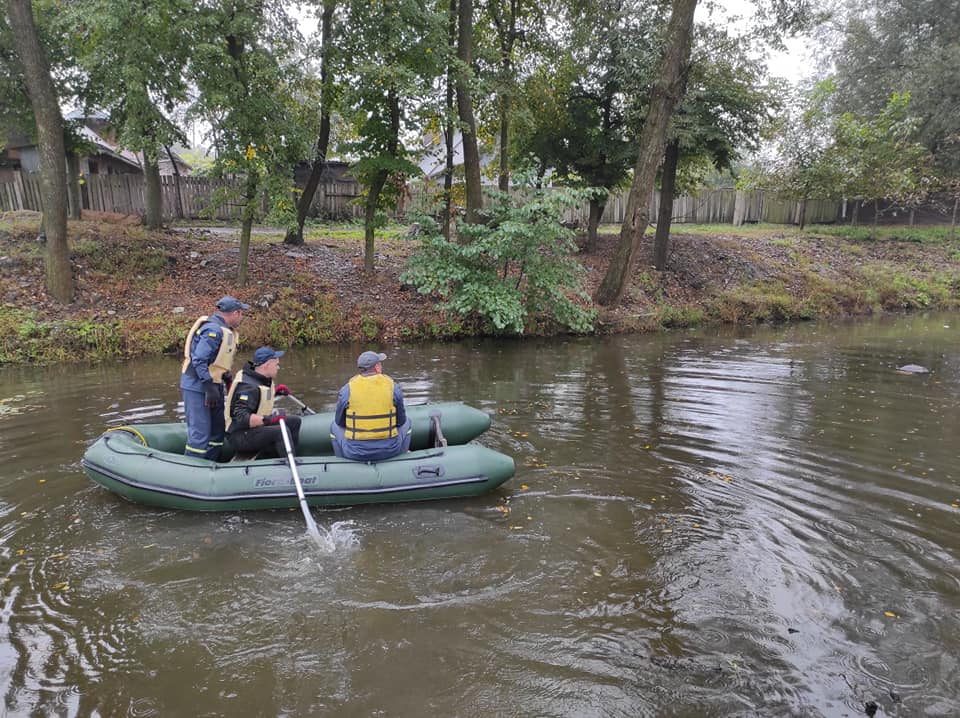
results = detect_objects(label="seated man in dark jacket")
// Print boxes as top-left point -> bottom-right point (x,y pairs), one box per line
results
226,346 -> 301,459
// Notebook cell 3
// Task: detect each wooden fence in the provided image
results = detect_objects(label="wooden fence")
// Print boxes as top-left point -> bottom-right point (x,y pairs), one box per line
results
0,170 -> 364,222
407,183 -> 842,227
1,168 -> 844,226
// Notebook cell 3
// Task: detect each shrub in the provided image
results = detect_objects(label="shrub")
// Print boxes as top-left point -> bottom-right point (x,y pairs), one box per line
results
401,190 -> 597,334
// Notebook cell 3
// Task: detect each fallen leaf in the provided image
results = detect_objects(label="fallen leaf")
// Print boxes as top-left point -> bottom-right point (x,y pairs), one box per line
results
520,484 -> 529,490
883,611 -> 898,618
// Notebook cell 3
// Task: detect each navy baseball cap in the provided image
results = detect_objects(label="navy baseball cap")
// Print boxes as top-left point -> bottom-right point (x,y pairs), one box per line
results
253,346 -> 285,365
216,296 -> 250,312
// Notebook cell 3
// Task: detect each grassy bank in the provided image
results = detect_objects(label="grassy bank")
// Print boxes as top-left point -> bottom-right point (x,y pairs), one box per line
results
1,214 -> 958,365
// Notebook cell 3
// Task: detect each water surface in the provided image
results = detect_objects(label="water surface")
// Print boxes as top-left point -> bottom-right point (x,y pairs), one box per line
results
1,314 -> 958,716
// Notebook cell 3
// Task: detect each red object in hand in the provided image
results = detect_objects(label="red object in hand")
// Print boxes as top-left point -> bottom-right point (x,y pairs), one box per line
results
275,384 -> 290,396
264,415 -> 283,426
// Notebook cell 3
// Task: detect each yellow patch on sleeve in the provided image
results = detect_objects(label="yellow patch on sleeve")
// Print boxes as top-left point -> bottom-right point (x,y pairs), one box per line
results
239,394 -> 249,401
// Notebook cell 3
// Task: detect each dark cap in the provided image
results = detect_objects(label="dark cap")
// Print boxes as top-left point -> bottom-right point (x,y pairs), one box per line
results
216,296 -> 250,312
253,346 -> 285,365
357,350 -> 387,370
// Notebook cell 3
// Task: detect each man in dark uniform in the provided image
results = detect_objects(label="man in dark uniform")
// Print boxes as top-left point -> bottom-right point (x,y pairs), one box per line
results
180,295 -> 248,460
226,346 -> 301,459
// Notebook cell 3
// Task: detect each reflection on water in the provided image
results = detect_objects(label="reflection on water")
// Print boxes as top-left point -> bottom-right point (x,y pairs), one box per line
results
1,316 -> 959,716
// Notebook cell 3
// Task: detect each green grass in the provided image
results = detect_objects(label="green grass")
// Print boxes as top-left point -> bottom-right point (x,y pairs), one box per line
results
303,224 -> 406,243
803,223 -> 959,244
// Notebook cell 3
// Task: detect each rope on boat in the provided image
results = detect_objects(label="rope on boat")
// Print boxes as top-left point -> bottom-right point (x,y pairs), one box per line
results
104,426 -> 149,446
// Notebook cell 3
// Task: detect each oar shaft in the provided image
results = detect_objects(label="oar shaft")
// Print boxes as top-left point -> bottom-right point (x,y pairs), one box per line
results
278,417 -> 321,540
285,393 -> 316,415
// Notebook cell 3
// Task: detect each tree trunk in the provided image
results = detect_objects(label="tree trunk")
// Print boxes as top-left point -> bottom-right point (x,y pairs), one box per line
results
873,198 -> 879,227
498,95 -> 510,193
143,149 -> 163,229
653,139 -> 679,271
585,197 -> 606,253
364,171 -> 388,273
362,89 -> 400,273
951,194 -> 958,238
165,145 -> 185,219
285,0 -> 335,246
7,0 -> 73,302
909,207 -> 915,226
441,0 -> 456,239
238,173 -> 259,286
595,0 -> 697,306
492,0 -> 519,193
66,152 -> 81,220
456,0 -> 483,223
851,200 -> 859,226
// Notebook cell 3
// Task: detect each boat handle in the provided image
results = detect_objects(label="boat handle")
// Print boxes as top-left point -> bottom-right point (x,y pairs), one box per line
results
413,465 -> 445,479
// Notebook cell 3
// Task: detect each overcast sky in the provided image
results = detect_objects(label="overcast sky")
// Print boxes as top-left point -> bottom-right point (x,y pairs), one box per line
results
702,0 -> 815,84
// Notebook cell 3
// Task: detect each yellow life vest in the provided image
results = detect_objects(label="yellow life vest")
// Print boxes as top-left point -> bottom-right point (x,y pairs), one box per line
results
224,370 -> 275,431
345,373 -> 397,440
180,315 -> 238,383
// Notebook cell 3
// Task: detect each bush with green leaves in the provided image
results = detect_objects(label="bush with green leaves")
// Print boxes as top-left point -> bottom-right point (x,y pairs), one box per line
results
401,190 -> 596,334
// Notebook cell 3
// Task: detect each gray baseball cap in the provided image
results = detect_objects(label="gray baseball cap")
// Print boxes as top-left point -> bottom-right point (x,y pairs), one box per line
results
357,351 -> 387,370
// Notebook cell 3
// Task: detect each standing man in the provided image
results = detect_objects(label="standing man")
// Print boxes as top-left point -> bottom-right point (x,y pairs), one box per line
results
225,346 -> 301,459
330,350 -> 411,462
180,295 -> 249,460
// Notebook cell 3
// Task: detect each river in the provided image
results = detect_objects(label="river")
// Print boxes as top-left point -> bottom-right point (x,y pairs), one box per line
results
1,313 -> 958,717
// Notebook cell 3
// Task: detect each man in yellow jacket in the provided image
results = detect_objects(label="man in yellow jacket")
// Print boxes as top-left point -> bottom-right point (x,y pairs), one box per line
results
330,350 -> 412,462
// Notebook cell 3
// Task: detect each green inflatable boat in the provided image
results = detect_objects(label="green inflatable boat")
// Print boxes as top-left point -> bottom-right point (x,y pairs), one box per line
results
81,402 -> 515,511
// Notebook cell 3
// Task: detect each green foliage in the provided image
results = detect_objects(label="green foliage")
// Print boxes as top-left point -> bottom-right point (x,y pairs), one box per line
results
853,266 -> 957,311
833,92 -> 935,210
654,303 -> 704,328
670,24 -> 779,192
401,189 -> 597,334
745,80 -> 843,202
261,290 -> 342,347
0,307 -> 122,363
359,313 -> 382,341
831,0 -> 960,178
189,0 -> 314,231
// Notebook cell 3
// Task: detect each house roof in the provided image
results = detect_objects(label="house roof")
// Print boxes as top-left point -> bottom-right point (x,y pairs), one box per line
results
76,124 -> 142,171
416,130 -> 496,182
